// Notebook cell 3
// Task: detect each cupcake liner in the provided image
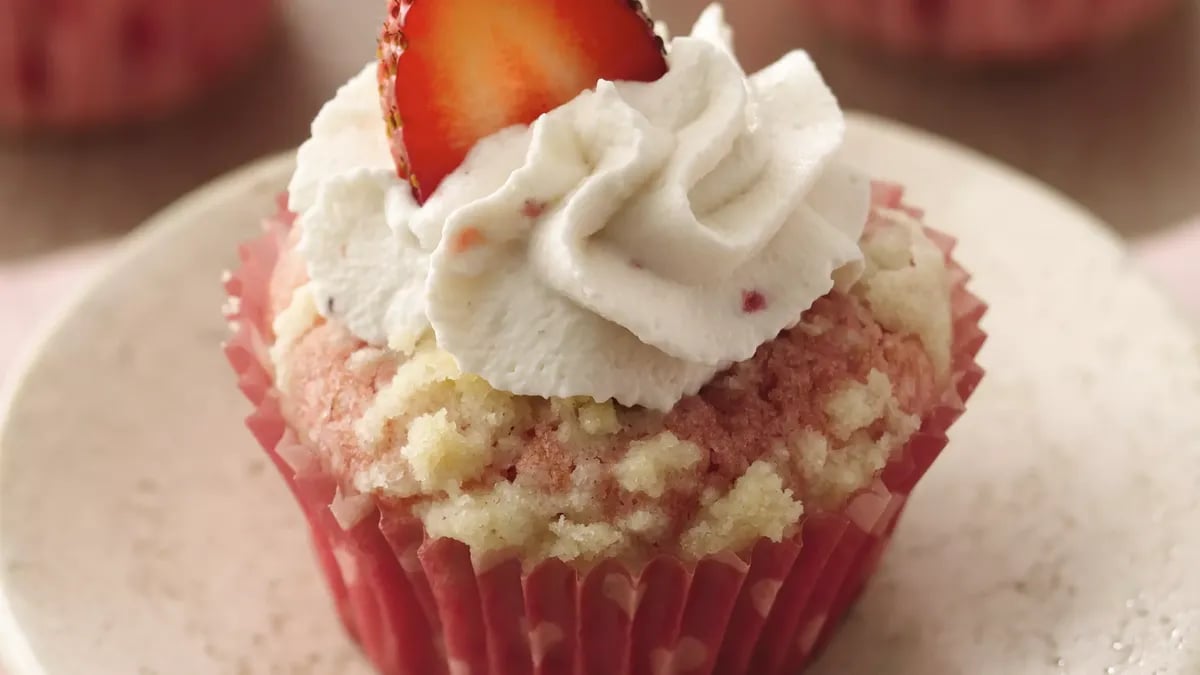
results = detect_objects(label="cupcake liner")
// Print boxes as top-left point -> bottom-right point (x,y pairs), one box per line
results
799,0 -> 1181,62
1,0 -> 275,129
224,187 -> 986,674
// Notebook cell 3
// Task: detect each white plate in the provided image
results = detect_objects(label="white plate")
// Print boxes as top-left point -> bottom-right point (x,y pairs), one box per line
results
1,115 -> 1197,675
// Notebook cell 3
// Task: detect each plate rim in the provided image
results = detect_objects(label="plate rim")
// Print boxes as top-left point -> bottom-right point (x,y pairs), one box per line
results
0,115 -> 1191,673
0,152 -> 297,675
846,113 -> 1124,246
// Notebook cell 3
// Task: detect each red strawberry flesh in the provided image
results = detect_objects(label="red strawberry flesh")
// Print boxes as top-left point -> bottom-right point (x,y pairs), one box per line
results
379,0 -> 668,203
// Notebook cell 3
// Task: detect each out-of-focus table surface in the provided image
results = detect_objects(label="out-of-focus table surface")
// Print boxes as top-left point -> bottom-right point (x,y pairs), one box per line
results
2,0 -> 1200,262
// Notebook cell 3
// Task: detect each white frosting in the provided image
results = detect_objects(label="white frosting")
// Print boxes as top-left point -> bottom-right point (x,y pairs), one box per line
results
290,6 -> 869,411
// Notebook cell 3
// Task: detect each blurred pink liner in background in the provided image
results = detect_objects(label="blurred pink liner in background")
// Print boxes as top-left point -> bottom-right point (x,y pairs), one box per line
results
0,0 -> 275,129
797,0 -> 1182,62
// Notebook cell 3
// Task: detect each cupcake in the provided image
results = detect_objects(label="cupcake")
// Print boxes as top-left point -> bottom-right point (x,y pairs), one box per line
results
798,0 -> 1180,63
225,1 -> 986,673
0,0 -> 274,129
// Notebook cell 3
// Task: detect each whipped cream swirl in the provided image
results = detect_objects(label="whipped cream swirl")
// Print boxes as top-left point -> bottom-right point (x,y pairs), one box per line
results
289,6 -> 869,411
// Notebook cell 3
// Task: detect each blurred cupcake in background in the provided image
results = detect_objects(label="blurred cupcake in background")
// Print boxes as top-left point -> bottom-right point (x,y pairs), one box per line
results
0,0 -> 275,130
798,0 -> 1182,63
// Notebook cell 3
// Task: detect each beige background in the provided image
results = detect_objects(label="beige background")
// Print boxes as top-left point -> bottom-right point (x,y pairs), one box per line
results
2,0 -> 1199,262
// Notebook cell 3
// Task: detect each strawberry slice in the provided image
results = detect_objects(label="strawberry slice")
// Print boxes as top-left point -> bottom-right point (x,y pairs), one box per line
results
379,0 -> 668,203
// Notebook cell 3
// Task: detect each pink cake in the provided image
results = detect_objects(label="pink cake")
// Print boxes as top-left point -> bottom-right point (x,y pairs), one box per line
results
0,0 -> 274,129
225,2 -> 987,673
799,0 -> 1181,62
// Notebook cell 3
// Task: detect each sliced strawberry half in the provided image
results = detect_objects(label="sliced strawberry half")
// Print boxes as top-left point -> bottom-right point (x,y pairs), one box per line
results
379,0 -> 668,203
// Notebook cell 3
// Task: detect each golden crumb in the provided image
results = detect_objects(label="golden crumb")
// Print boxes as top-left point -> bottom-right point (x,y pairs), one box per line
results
802,373 -> 920,508
615,432 -> 704,498
356,341 -> 460,449
680,461 -> 804,559
791,429 -> 830,479
824,369 -> 894,441
810,431 -> 892,502
578,401 -> 620,436
269,284 -> 320,388
419,482 -> 545,555
618,509 -> 670,540
415,477 -> 624,564
859,212 -> 952,377
354,339 -> 528,493
403,410 -> 492,493
546,518 -> 625,561
352,455 -> 421,499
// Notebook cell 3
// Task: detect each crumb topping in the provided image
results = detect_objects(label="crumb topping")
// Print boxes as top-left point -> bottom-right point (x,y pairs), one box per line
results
268,211 -> 956,566
860,210 -> 953,377
402,410 -> 492,493
615,432 -> 704,498
419,481 -> 551,555
825,369 -> 894,442
680,461 -> 804,559
270,284 -> 320,389
577,401 -> 620,436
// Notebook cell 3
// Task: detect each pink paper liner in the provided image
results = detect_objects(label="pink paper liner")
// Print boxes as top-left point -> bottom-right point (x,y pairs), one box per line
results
223,186 -> 987,674
0,0 -> 274,129
798,0 -> 1180,62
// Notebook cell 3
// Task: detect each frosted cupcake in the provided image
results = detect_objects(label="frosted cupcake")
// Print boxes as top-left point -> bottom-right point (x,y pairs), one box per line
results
0,0 -> 274,129
798,0 -> 1180,62
225,1 -> 986,673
